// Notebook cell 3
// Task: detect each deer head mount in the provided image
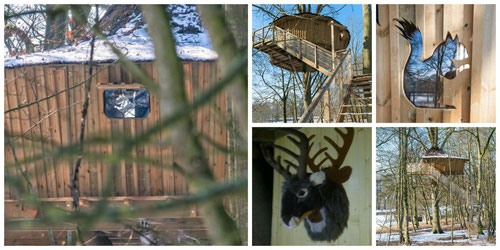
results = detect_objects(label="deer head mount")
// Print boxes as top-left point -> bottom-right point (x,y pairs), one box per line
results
261,128 -> 354,242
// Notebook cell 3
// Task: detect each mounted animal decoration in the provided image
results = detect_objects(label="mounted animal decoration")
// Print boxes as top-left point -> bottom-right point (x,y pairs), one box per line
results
261,128 -> 354,242
395,18 -> 469,109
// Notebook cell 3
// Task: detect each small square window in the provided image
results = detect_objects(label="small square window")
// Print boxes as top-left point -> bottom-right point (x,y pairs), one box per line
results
103,89 -> 150,118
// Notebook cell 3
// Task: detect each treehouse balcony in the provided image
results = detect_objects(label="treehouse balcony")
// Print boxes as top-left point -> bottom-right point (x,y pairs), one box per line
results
252,23 -> 349,76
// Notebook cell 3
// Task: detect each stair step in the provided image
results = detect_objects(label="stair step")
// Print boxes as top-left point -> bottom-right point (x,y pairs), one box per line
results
348,97 -> 372,101
351,84 -> 372,88
341,104 -> 372,108
339,113 -> 372,116
349,91 -> 372,95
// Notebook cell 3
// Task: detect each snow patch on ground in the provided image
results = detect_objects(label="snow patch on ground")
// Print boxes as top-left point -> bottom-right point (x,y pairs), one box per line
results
4,4 -> 217,68
377,228 -> 495,246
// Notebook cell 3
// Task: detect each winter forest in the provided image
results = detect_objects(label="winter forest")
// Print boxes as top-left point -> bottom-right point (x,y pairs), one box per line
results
376,127 -> 495,246
4,4 -> 247,245
252,4 -> 372,123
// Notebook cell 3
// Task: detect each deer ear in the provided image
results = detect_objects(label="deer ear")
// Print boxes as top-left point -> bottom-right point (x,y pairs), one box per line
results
309,171 -> 326,186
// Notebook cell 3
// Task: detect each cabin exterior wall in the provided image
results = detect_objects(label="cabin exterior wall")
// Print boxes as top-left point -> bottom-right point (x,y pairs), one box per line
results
4,61 -> 228,199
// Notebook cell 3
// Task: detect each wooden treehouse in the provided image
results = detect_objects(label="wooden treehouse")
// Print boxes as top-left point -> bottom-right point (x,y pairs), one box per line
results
252,13 -> 372,123
407,151 -> 479,233
408,153 -> 472,202
3,10 -> 239,244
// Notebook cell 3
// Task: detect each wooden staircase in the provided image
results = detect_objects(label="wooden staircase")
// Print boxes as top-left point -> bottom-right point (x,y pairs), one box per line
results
253,25 -> 372,123
408,161 -> 479,236
336,74 -> 372,123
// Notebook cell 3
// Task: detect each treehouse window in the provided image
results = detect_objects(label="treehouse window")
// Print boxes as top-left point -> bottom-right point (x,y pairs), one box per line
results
104,89 -> 150,118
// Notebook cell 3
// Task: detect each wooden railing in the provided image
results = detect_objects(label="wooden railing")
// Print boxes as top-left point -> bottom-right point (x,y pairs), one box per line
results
329,50 -> 353,122
253,24 -> 337,74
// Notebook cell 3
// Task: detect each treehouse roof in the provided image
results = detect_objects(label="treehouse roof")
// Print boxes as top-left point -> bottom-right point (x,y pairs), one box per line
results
272,12 -> 345,28
421,153 -> 468,175
4,5 -> 217,69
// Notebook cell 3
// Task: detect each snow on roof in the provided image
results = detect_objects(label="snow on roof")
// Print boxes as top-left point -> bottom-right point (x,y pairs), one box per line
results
4,5 -> 217,68
421,154 -> 468,160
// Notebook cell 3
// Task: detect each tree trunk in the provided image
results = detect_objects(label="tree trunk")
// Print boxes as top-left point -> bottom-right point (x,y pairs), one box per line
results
362,5 -> 372,74
411,180 -> 419,230
302,72 -> 312,111
476,140 -> 484,235
400,128 -> 410,245
282,99 -> 287,123
432,180 -> 444,233
292,81 -> 298,123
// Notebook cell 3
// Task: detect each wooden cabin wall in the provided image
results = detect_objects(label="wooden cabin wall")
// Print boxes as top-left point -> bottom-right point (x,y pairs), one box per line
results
4,61 -> 228,199
376,4 -> 496,123
275,19 -> 331,50
270,128 -> 371,245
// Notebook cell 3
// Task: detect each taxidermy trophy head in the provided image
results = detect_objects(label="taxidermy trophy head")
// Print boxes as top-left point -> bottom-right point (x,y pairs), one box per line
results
395,18 -> 469,109
261,128 -> 354,242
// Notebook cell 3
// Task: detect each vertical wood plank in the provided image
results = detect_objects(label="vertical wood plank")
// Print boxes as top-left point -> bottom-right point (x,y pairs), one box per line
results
443,4 -> 471,123
24,68 -> 49,198
376,5 -> 391,122
145,62 -> 162,196
56,67 -> 72,197
14,69 -> 39,195
44,67 -> 65,197
399,5 -> 417,122
34,66 -> 58,197
471,5 -> 496,123
389,5 -> 401,123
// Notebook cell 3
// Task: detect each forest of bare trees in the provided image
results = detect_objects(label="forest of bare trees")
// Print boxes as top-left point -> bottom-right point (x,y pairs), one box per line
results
376,127 -> 495,246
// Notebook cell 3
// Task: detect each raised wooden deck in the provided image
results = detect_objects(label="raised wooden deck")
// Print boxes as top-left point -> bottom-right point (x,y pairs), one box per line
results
253,25 -> 341,76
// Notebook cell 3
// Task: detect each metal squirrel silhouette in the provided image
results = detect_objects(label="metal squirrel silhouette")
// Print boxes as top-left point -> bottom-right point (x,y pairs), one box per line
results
395,19 -> 469,109
261,128 -> 354,242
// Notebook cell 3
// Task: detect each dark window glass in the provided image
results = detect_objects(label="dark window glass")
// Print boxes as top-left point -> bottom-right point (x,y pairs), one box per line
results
104,89 -> 150,118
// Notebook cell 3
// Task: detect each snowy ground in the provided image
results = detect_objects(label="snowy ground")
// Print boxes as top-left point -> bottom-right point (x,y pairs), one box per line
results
376,226 -> 495,246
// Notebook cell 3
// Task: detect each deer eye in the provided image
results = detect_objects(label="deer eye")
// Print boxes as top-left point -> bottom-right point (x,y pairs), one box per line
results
296,188 -> 308,198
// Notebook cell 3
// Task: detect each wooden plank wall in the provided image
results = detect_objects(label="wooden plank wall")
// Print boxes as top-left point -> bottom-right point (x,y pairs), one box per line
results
4,61 -> 228,199
376,4 -> 496,123
270,128 -> 371,245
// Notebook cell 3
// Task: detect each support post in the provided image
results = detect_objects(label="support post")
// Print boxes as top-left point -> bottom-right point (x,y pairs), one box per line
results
314,45 -> 318,68
331,20 -> 336,71
284,30 -> 286,49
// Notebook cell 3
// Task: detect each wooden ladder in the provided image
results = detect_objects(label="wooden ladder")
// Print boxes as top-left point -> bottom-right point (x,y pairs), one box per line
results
336,73 -> 372,122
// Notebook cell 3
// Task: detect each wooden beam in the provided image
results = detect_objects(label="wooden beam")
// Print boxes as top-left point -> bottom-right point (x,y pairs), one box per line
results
5,196 -> 199,219
5,217 -> 206,231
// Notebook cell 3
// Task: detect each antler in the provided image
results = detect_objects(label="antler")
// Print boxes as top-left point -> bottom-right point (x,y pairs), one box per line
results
260,128 -> 309,179
307,128 -> 355,184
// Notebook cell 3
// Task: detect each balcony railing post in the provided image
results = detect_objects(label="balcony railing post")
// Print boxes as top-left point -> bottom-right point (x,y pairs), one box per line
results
284,30 -> 286,49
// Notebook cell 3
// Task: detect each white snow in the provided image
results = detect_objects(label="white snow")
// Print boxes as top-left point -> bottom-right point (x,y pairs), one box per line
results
4,4 -> 217,68
377,228 -> 495,246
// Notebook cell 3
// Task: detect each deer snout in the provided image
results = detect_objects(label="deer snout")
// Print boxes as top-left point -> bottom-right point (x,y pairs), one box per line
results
282,209 -> 315,229
282,215 -> 301,229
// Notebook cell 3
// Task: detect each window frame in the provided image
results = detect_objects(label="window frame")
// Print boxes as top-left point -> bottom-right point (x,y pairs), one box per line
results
98,83 -> 151,119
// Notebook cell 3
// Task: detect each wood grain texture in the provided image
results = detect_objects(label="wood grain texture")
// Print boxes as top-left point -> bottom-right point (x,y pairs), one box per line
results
4,61 -> 228,199
376,4 -> 494,123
